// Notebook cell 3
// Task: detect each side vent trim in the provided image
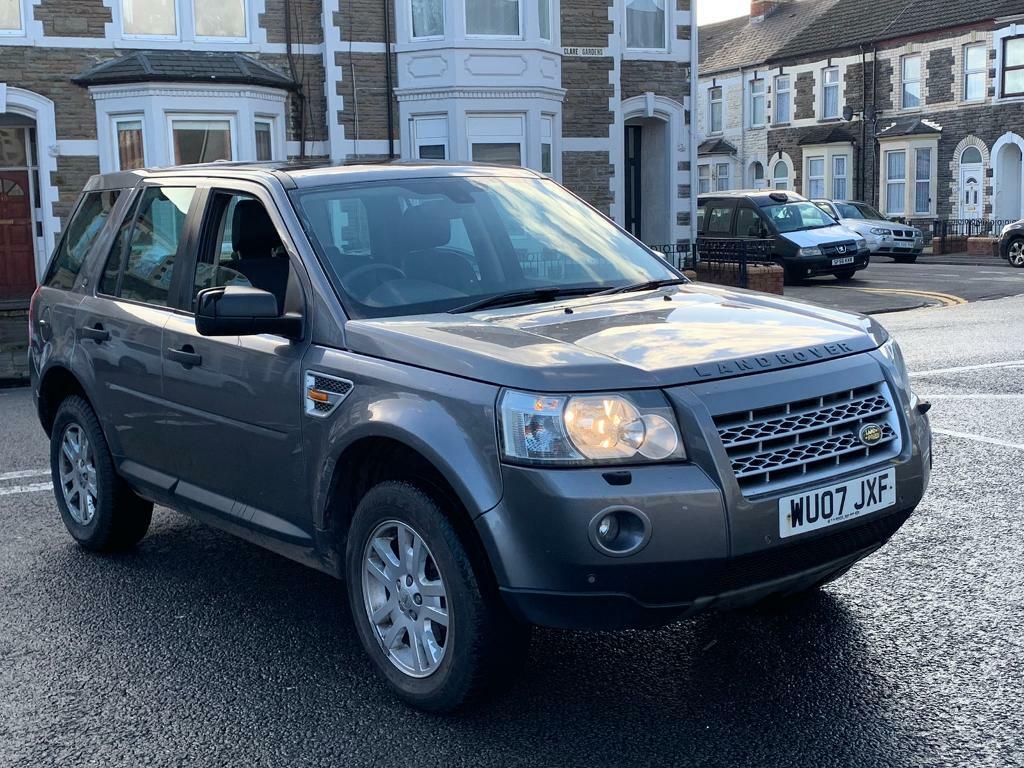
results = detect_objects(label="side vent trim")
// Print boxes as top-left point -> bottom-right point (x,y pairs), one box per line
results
304,371 -> 353,417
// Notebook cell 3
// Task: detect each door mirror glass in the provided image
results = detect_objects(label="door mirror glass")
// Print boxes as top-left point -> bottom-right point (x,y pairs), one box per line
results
195,286 -> 302,338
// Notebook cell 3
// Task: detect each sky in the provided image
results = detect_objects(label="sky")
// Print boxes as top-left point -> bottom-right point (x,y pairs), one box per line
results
696,0 -> 750,24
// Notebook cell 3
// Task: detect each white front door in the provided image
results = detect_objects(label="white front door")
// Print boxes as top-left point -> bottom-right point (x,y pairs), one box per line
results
959,165 -> 982,219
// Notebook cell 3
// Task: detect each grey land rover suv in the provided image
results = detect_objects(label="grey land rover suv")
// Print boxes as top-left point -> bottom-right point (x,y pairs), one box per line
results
29,161 -> 932,712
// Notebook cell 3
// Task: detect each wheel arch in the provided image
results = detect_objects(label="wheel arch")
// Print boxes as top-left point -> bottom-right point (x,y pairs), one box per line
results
36,364 -> 92,437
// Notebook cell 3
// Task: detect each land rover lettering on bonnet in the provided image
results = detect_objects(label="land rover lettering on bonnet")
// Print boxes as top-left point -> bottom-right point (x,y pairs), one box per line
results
29,161 -> 932,712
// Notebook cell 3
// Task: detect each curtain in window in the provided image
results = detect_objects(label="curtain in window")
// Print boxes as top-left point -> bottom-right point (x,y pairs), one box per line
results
255,123 -> 273,162
116,121 -> 145,170
122,0 -> 176,36
412,0 -> 444,37
466,0 -> 519,36
538,0 -> 550,39
807,158 -> 825,198
194,0 -> 245,37
626,0 -> 665,50
886,151 -> 906,213
832,155 -> 847,200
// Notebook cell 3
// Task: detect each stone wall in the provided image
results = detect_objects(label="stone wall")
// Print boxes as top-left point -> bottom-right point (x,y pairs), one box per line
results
560,0 -> 612,47
334,0 -> 394,44
0,48 -> 105,139
621,61 -> 690,104
926,48 -> 954,104
52,155 -> 100,226
261,53 -> 329,143
35,0 -> 110,37
562,151 -> 613,214
794,71 -> 815,120
260,0 -> 323,43
562,58 -> 614,138
334,51 -> 397,143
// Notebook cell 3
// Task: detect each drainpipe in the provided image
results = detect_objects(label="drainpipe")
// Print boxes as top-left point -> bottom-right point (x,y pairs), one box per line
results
870,43 -> 877,207
688,1 -> 699,256
383,0 -> 395,159
284,0 -> 307,159
740,66 -> 746,186
859,44 -> 866,201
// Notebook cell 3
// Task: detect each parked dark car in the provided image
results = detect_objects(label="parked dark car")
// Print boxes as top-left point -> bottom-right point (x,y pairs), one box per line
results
999,220 -> 1024,267
697,190 -> 870,283
29,162 -> 931,712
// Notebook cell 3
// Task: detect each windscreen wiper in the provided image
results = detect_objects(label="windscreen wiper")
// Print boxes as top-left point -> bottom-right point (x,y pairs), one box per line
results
449,286 -> 601,314
596,278 -> 690,296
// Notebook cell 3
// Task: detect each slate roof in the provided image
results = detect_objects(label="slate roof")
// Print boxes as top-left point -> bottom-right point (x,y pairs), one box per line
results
698,138 -> 738,154
797,125 -> 859,144
875,116 -> 943,138
73,50 -> 296,89
699,0 -> 1024,75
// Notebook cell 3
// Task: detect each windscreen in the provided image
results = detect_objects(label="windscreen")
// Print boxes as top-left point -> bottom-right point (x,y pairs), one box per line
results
292,176 -> 676,318
763,201 -> 837,233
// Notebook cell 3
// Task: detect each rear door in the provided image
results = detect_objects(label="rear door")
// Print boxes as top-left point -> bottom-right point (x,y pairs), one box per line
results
160,181 -> 313,542
75,182 -> 200,480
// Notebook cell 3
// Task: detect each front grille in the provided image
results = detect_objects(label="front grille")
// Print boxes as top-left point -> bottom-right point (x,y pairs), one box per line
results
821,240 -> 858,256
712,382 -> 902,496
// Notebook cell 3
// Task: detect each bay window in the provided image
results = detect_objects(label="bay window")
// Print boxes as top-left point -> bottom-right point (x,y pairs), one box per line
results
774,75 -> 790,124
885,150 -> 906,214
540,115 -> 553,174
115,117 -> 146,170
466,0 -> 520,37
964,43 -> 987,101
914,147 -> 931,214
411,0 -> 444,38
625,0 -> 666,50
807,156 -> 825,198
171,118 -> 233,165
750,78 -> 765,127
538,0 -> 550,40
901,54 -> 921,109
467,114 -> 524,166
714,162 -> 730,192
1004,36 -> 1024,97
832,154 -> 847,199
821,67 -> 839,119
412,114 -> 449,160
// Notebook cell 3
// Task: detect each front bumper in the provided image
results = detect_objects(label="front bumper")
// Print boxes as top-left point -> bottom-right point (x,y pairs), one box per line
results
787,248 -> 870,277
476,356 -> 931,631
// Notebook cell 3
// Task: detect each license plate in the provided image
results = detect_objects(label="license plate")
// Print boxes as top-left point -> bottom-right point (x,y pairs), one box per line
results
831,256 -> 855,266
778,468 -> 896,539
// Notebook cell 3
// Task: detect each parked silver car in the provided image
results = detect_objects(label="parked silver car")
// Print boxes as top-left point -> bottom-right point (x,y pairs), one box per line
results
814,199 -> 924,263
29,162 -> 932,712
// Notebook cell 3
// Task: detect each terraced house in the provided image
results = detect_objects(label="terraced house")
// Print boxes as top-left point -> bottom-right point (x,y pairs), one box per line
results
0,0 -> 697,309
696,0 -> 1024,226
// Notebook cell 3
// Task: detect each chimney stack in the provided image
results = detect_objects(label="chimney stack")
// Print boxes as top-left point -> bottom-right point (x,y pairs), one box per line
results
750,0 -> 790,22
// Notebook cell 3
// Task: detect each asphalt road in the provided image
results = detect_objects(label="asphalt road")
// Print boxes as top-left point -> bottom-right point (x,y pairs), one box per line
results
785,257 -> 1024,314
2,298 -> 1024,767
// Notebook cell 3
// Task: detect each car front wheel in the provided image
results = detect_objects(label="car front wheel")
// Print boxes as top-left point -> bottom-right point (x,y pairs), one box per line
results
1008,236 -> 1024,268
345,481 -> 530,712
833,268 -> 858,281
893,254 -> 918,264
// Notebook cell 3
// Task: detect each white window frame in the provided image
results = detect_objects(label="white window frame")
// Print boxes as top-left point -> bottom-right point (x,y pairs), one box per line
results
253,115 -> 277,162
411,113 -> 449,160
708,86 -> 723,134
821,67 -> 840,120
714,162 -> 730,192
112,114 -> 147,171
120,0 -> 182,40
193,0 -> 250,43
697,164 -> 711,194
166,113 -> 238,165
884,149 -> 907,215
963,43 -> 987,102
409,0 -> 446,41
624,0 -> 669,52
913,146 -> 931,215
772,160 -> 789,190
806,155 -> 825,198
832,154 -> 848,199
901,54 -> 922,110
1001,34 -> 1024,98
466,112 -> 526,166
750,78 -> 765,128
0,0 -> 25,36
774,75 -> 791,125
540,113 -> 554,175
465,0 -> 523,40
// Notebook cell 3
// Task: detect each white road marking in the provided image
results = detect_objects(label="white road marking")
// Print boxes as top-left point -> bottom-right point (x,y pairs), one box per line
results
0,482 -> 53,497
925,393 -> 1024,400
0,468 -> 49,482
932,428 -> 1024,451
912,359 -> 1024,377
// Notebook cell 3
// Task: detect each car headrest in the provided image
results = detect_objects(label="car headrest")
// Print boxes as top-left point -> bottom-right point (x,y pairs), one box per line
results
232,199 -> 280,255
401,201 -> 454,250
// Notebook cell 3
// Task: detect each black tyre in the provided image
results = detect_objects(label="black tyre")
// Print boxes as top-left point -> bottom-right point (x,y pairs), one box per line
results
50,395 -> 153,551
833,268 -> 857,281
1008,236 -> 1024,268
893,254 -> 918,264
784,266 -> 807,285
345,481 -> 530,712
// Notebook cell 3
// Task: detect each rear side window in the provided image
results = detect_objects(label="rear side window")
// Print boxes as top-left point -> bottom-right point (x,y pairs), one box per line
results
705,204 -> 735,235
44,190 -> 121,290
99,186 -> 195,306
735,206 -> 763,238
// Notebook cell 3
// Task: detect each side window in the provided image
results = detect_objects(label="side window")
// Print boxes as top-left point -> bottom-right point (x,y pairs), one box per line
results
705,204 -> 735,235
193,191 -> 290,312
99,186 -> 195,306
44,190 -> 121,290
735,206 -> 763,238
695,205 -> 706,233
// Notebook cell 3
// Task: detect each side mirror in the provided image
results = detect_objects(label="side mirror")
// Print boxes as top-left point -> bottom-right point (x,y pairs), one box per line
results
195,286 -> 303,339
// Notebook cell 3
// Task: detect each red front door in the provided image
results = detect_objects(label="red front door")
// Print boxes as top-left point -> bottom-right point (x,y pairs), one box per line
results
0,170 -> 36,303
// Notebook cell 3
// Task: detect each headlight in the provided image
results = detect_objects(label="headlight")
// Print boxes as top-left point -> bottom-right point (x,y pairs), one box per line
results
870,227 -> 890,235
798,247 -> 822,257
878,338 -> 910,393
499,390 -> 685,465
855,237 -> 867,249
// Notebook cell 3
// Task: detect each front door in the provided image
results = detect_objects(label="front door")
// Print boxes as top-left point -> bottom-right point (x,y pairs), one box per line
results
624,125 -> 642,240
0,170 -> 36,303
959,166 -> 982,219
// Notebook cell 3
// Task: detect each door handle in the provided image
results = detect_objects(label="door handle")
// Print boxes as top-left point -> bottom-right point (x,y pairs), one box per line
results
78,324 -> 110,343
166,345 -> 202,368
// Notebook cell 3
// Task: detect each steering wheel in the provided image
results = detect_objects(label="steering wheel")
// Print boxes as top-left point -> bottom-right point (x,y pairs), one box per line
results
343,263 -> 406,298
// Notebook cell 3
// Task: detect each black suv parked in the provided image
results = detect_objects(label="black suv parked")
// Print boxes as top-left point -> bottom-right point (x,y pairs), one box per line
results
697,190 -> 870,282
29,162 -> 930,711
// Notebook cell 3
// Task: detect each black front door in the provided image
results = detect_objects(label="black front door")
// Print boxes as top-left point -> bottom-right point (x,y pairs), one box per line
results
624,125 -> 642,240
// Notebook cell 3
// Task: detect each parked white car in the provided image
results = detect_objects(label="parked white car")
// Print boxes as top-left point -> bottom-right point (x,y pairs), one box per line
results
813,200 -> 924,263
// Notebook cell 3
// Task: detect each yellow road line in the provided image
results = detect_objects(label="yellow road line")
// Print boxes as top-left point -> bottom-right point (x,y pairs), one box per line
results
851,287 -> 967,306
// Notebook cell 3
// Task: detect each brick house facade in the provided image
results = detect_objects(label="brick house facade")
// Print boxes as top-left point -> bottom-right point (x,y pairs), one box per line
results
696,0 -> 1024,228
0,0 -> 697,307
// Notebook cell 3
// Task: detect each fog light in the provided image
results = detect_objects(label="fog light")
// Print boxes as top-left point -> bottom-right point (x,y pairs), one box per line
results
588,507 -> 651,557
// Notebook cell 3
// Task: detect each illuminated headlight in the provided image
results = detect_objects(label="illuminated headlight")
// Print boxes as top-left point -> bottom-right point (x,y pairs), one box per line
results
798,247 -> 822,257
878,337 -> 911,393
499,390 -> 685,465
870,227 -> 890,235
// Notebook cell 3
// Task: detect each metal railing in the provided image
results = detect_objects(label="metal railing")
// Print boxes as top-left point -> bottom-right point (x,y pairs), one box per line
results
647,238 -> 776,288
930,219 -> 1015,252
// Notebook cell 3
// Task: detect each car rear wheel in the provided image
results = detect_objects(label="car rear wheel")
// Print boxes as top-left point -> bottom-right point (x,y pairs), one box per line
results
893,254 -> 918,264
50,396 -> 153,551
345,481 -> 530,712
1008,236 -> 1024,268
833,268 -> 857,281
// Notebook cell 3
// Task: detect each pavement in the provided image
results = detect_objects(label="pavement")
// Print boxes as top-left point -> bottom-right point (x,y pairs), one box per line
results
2,295 -> 1024,766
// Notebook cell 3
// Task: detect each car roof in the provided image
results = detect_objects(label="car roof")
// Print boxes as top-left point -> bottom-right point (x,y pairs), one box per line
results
697,189 -> 808,206
83,160 -> 544,192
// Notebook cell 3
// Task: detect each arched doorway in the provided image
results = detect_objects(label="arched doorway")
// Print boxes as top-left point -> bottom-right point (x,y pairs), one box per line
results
624,116 -> 670,243
748,160 -> 765,189
0,119 -> 39,304
772,159 -> 789,190
993,133 -> 1024,221
958,145 -> 984,219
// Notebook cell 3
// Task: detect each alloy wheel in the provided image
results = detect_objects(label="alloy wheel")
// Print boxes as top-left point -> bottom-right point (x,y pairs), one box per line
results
362,520 -> 450,678
59,424 -> 97,525
1009,240 -> 1024,267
